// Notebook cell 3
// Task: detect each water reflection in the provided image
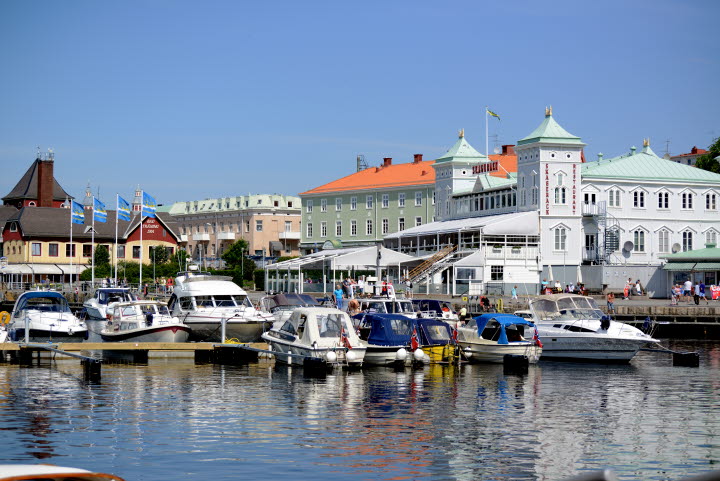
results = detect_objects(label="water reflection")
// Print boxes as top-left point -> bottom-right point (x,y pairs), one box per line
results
0,344 -> 718,481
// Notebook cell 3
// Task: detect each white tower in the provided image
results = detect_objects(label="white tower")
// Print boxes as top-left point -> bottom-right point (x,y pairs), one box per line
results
432,130 -> 489,221
515,107 -> 585,279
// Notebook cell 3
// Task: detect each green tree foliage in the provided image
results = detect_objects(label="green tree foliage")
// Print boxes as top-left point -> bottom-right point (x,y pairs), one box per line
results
221,239 -> 249,268
94,245 -> 110,266
695,137 -> 720,174
150,245 -> 170,265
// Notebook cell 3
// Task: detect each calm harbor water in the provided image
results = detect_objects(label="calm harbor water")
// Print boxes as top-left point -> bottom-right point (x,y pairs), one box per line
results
0,341 -> 719,481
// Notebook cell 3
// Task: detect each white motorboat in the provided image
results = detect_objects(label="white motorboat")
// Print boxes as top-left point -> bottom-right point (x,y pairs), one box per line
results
529,293 -> 659,362
411,298 -> 460,327
457,313 -> 542,363
101,300 -> 191,343
7,291 -> 87,342
358,297 -> 416,316
168,270 -> 272,342
259,293 -> 321,326
83,288 -> 138,320
262,307 -> 366,368
0,464 -> 124,481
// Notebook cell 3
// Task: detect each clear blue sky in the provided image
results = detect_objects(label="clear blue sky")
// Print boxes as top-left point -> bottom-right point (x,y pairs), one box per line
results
1,0 -> 718,207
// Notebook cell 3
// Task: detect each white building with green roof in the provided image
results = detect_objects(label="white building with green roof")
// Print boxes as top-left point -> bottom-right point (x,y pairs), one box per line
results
385,108 -> 720,297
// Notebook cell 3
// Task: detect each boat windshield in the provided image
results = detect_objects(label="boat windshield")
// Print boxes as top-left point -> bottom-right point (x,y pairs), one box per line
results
395,301 -> 414,313
316,313 -> 347,338
98,290 -> 136,305
192,295 -> 249,308
532,296 -> 605,320
21,296 -> 71,313
388,317 -> 413,336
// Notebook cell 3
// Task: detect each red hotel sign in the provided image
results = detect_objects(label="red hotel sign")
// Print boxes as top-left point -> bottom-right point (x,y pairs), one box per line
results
472,161 -> 499,175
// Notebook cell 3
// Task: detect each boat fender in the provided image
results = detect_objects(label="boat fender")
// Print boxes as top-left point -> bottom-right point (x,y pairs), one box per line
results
395,348 -> 408,361
326,351 -> 337,363
496,299 -> 504,312
0,311 -> 9,324
346,350 -> 357,362
413,349 -> 425,362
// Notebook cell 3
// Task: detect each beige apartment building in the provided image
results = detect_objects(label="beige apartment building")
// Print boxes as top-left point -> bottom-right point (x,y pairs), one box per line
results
167,194 -> 301,267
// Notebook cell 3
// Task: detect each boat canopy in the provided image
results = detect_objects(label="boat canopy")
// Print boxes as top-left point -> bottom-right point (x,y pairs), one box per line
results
266,293 -> 319,309
15,291 -> 71,312
472,313 -> 536,344
530,294 -> 604,321
417,317 -> 454,344
361,313 -> 415,346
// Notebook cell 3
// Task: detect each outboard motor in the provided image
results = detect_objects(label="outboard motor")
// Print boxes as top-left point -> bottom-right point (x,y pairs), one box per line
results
600,315 -> 610,331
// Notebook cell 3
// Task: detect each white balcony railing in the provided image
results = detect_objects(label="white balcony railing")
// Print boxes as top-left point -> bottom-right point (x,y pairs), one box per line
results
485,246 -> 539,260
178,234 -> 188,243
192,233 -> 210,241
279,231 -> 301,240
217,232 -> 235,240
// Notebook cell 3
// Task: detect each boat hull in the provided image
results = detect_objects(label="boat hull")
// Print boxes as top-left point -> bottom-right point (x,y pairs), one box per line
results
536,334 -> 654,362
9,328 -> 88,343
182,316 -> 272,342
100,325 -> 191,343
264,337 -> 366,367
364,345 -> 412,366
459,340 -> 541,364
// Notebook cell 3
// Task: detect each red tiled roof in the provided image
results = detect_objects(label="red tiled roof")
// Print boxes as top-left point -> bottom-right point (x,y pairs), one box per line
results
301,153 -> 517,195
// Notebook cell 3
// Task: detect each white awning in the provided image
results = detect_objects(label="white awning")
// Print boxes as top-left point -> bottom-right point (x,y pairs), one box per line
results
0,264 -> 85,275
384,211 -> 539,239
453,251 -> 486,267
266,246 -> 416,271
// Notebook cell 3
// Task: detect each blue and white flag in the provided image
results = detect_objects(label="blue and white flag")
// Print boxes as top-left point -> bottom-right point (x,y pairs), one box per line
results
142,192 -> 156,218
117,195 -> 131,221
71,201 -> 85,225
93,198 -> 107,223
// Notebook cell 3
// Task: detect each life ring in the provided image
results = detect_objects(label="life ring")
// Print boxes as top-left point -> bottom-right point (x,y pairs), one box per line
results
0,311 -> 10,324
496,298 -> 504,312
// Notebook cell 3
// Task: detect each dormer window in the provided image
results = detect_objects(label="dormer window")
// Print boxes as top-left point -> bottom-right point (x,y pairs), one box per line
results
10,222 -> 17,232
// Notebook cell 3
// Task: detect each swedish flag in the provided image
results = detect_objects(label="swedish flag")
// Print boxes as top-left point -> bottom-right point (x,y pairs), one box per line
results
487,108 -> 501,120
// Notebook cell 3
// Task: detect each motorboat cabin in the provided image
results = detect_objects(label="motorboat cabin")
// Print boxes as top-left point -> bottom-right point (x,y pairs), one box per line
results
457,313 -> 541,363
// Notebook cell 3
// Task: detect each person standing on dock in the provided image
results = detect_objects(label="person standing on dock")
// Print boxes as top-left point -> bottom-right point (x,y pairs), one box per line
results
606,292 -> 615,315
684,279 -> 693,303
333,284 -> 345,311
699,281 -> 708,304
694,282 -> 701,305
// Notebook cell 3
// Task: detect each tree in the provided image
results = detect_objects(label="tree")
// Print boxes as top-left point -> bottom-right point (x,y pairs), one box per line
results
150,245 -> 170,265
222,239 -> 250,268
696,137 -> 720,174
94,245 -> 110,266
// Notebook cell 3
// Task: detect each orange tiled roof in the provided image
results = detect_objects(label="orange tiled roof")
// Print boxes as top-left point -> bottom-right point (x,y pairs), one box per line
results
301,153 -> 517,195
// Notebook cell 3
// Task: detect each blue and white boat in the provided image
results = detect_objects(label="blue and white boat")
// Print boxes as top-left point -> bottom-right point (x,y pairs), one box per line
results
8,291 -> 87,342
456,313 -> 542,363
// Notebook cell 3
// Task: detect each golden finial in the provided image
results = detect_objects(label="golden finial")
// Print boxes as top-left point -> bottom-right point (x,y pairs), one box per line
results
458,128 -> 465,138
643,138 -> 650,147
545,106 -> 553,117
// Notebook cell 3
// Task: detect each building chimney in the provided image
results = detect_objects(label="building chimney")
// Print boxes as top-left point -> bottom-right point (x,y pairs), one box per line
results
501,145 -> 515,155
413,154 -> 423,163
37,152 -> 54,208
383,157 -> 392,167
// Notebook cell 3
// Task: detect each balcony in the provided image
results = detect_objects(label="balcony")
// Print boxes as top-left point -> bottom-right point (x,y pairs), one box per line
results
485,246 -> 539,260
279,231 -> 301,240
192,233 -> 210,241
217,232 -> 236,240
178,234 -> 188,243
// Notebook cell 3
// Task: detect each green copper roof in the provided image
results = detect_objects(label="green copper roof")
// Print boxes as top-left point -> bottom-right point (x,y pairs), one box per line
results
662,246 -> 720,262
435,134 -> 487,163
518,113 -> 584,146
582,145 -> 720,183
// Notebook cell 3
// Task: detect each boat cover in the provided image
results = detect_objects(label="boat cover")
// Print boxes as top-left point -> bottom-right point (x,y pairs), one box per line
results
361,313 -> 415,346
473,313 -> 536,344
15,291 -> 71,312
416,317 -> 454,344
268,293 -> 319,308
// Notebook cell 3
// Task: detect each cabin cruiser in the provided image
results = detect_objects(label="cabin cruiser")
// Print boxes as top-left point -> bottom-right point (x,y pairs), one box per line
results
259,293 -> 320,326
7,291 -> 88,342
83,288 -> 137,320
529,293 -> 659,362
168,271 -> 272,342
456,313 -> 542,363
411,299 -> 459,326
262,307 -> 366,368
101,300 -> 191,343
354,313 -> 457,364
358,297 -> 415,316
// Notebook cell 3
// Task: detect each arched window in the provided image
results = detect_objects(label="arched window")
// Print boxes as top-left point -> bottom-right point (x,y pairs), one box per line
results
682,231 -> 693,251
658,229 -> 670,253
554,227 -> 567,251
633,230 -> 645,252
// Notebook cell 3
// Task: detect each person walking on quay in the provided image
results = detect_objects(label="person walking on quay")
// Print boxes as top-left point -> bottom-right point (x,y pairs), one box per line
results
694,282 -> 701,305
606,292 -> 615,315
623,282 -> 630,300
333,284 -> 345,311
683,278 -> 693,303
511,285 -> 518,300
699,281 -> 708,304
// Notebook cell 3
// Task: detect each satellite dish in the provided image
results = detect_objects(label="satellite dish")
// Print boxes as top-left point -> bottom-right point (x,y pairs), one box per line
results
493,146 -> 501,155
623,241 -> 634,251
671,243 -> 681,253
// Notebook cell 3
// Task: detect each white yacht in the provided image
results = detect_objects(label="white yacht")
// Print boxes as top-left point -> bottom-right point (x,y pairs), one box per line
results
167,271 -> 272,342
83,288 -> 137,320
262,307 -> 366,368
101,300 -> 191,343
7,291 -> 88,342
529,294 -> 658,362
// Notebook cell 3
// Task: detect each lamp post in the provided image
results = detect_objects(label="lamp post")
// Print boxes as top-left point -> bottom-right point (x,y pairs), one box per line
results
205,222 -> 212,270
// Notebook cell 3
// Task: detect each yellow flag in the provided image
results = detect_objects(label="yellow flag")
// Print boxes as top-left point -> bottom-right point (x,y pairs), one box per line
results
487,108 -> 500,120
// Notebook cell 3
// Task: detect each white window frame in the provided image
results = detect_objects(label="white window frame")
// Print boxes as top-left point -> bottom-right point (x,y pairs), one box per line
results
381,194 -> 389,208
398,217 -> 405,231
633,230 -> 646,252
350,196 -> 357,211
633,191 -> 645,208
382,218 -> 389,234
366,195 -> 373,209
335,198 -> 342,211
706,193 -> 717,211
320,221 -> 327,238
350,220 -> 357,236
398,193 -> 405,207
320,198 -> 327,212
306,200 -> 313,213
415,192 -> 422,206
366,219 -> 373,236
306,223 -> 313,237
415,216 -> 422,227
554,227 -> 567,251
658,229 -> 670,253
682,192 -> 693,209
682,231 -> 693,251
335,220 -> 342,237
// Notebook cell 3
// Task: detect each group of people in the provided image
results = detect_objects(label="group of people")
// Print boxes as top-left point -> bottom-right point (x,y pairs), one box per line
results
622,278 -> 643,300
540,279 -> 586,295
672,279 -> 709,305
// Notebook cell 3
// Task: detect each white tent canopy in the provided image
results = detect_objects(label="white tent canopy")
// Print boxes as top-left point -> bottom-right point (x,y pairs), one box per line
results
384,211 -> 539,238
267,246 -> 416,271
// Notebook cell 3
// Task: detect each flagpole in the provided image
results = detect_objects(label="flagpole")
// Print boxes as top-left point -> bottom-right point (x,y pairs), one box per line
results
485,106 -> 489,160
139,191 -> 143,291
92,197 -> 96,288
68,198 -> 73,293
114,194 -> 119,286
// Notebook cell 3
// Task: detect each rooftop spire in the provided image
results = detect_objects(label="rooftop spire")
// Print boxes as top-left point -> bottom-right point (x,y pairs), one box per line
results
643,137 -> 650,147
458,128 -> 465,138
545,106 -> 553,117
